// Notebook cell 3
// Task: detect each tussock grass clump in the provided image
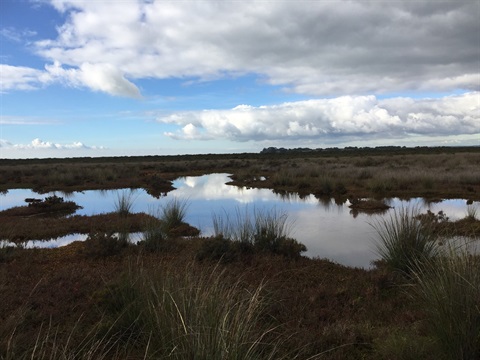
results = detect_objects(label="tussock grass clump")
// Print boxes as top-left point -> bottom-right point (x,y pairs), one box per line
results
141,199 -> 190,251
113,190 -> 136,217
159,197 -> 188,233
412,243 -> 480,359
466,204 -> 478,221
98,264 -> 289,359
371,207 -> 439,275
142,217 -> 169,252
207,207 -> 306,260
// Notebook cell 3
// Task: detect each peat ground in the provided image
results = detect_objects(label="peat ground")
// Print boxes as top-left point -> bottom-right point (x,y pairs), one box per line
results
1,147 -> 479,359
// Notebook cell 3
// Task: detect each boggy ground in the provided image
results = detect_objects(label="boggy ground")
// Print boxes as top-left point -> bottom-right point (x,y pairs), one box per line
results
0,147 -> 479,200
1,239 -> 435,359
1,147 -> 479,358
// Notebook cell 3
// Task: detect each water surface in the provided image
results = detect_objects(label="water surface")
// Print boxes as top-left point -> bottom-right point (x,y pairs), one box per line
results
1,174 -> 476,268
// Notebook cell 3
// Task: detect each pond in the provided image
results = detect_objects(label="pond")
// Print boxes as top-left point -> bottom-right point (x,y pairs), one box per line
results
0,173 -> 477,268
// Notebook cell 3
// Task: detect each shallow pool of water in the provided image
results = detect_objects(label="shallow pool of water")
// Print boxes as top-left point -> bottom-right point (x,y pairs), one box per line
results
1,174 -> 477,268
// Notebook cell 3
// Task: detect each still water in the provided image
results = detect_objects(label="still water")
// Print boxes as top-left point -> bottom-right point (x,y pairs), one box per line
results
0,173 -> 476,268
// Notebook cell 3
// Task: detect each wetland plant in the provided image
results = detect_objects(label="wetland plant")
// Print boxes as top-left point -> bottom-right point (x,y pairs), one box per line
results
141,199 -> 189,251
98,264 -> 290,359
114,190 -> 136,217
142,215 -> 169,252
371,207 -> 439,275
466,204 -> 478,221
210,207 -> 306,259
159,198 -> 188,235
412,242 -> 480,359
82,232 -> 129,258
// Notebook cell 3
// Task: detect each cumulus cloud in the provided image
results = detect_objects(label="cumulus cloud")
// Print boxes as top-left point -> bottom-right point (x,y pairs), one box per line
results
2,61 -> 140,97
159,92 -> 480,142
3,0 -> 478,97
2,138 -> 105,151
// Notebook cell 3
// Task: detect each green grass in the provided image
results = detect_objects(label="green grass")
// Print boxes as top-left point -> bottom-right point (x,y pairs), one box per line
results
371,207 -> 439,275
411,241 -> 480,359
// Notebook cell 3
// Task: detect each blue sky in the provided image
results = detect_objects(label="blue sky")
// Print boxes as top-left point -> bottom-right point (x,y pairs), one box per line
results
1,0 -> 479,158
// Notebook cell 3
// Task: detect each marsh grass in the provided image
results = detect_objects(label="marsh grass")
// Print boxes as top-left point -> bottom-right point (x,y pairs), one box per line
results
159,198 -> 188,235
411,242 -> 480,359
142,213 -> 170,252
210,207 -> 306,259
141,199 -> 189,251
98,263 -> 291,360
1,316 -> 124,360
466,204 -> 478,220
371,207 -> 439,275
113,190 -> 137,217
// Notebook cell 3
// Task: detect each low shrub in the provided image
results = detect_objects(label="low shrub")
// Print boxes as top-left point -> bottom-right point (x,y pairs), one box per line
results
196,236 -> 245,263
0,242 -> 17,263
82,232 -> 129,258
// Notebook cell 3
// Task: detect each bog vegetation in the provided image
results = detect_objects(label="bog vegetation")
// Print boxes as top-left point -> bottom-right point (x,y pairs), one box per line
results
1,147 -> 479,359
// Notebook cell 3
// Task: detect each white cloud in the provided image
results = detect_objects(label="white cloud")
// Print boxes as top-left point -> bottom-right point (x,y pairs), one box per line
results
159,92 -> 480,142
24,0 -> 477,97
0,27 -> 36,43
0,64 -> 44,91
2,138 -> 105,151
1,61 -> 140,97
2,1 -> 478,99
0,115 -> 58,125
78,63 -> 141,98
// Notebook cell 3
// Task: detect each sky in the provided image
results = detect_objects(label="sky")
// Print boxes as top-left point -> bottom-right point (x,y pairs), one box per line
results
1,0 -> 479,158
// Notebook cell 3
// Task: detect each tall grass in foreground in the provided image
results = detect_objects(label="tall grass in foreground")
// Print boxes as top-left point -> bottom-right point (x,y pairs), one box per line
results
99,263 -> 293,359
371,207 -> 439,275
412,241 -> 480,359
1,318 -> 121,360
1,264 -> 319,359
113,190 -> 137,217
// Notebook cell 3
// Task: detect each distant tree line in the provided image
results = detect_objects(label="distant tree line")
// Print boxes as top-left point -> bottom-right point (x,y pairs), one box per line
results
260,145 -> 479,155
